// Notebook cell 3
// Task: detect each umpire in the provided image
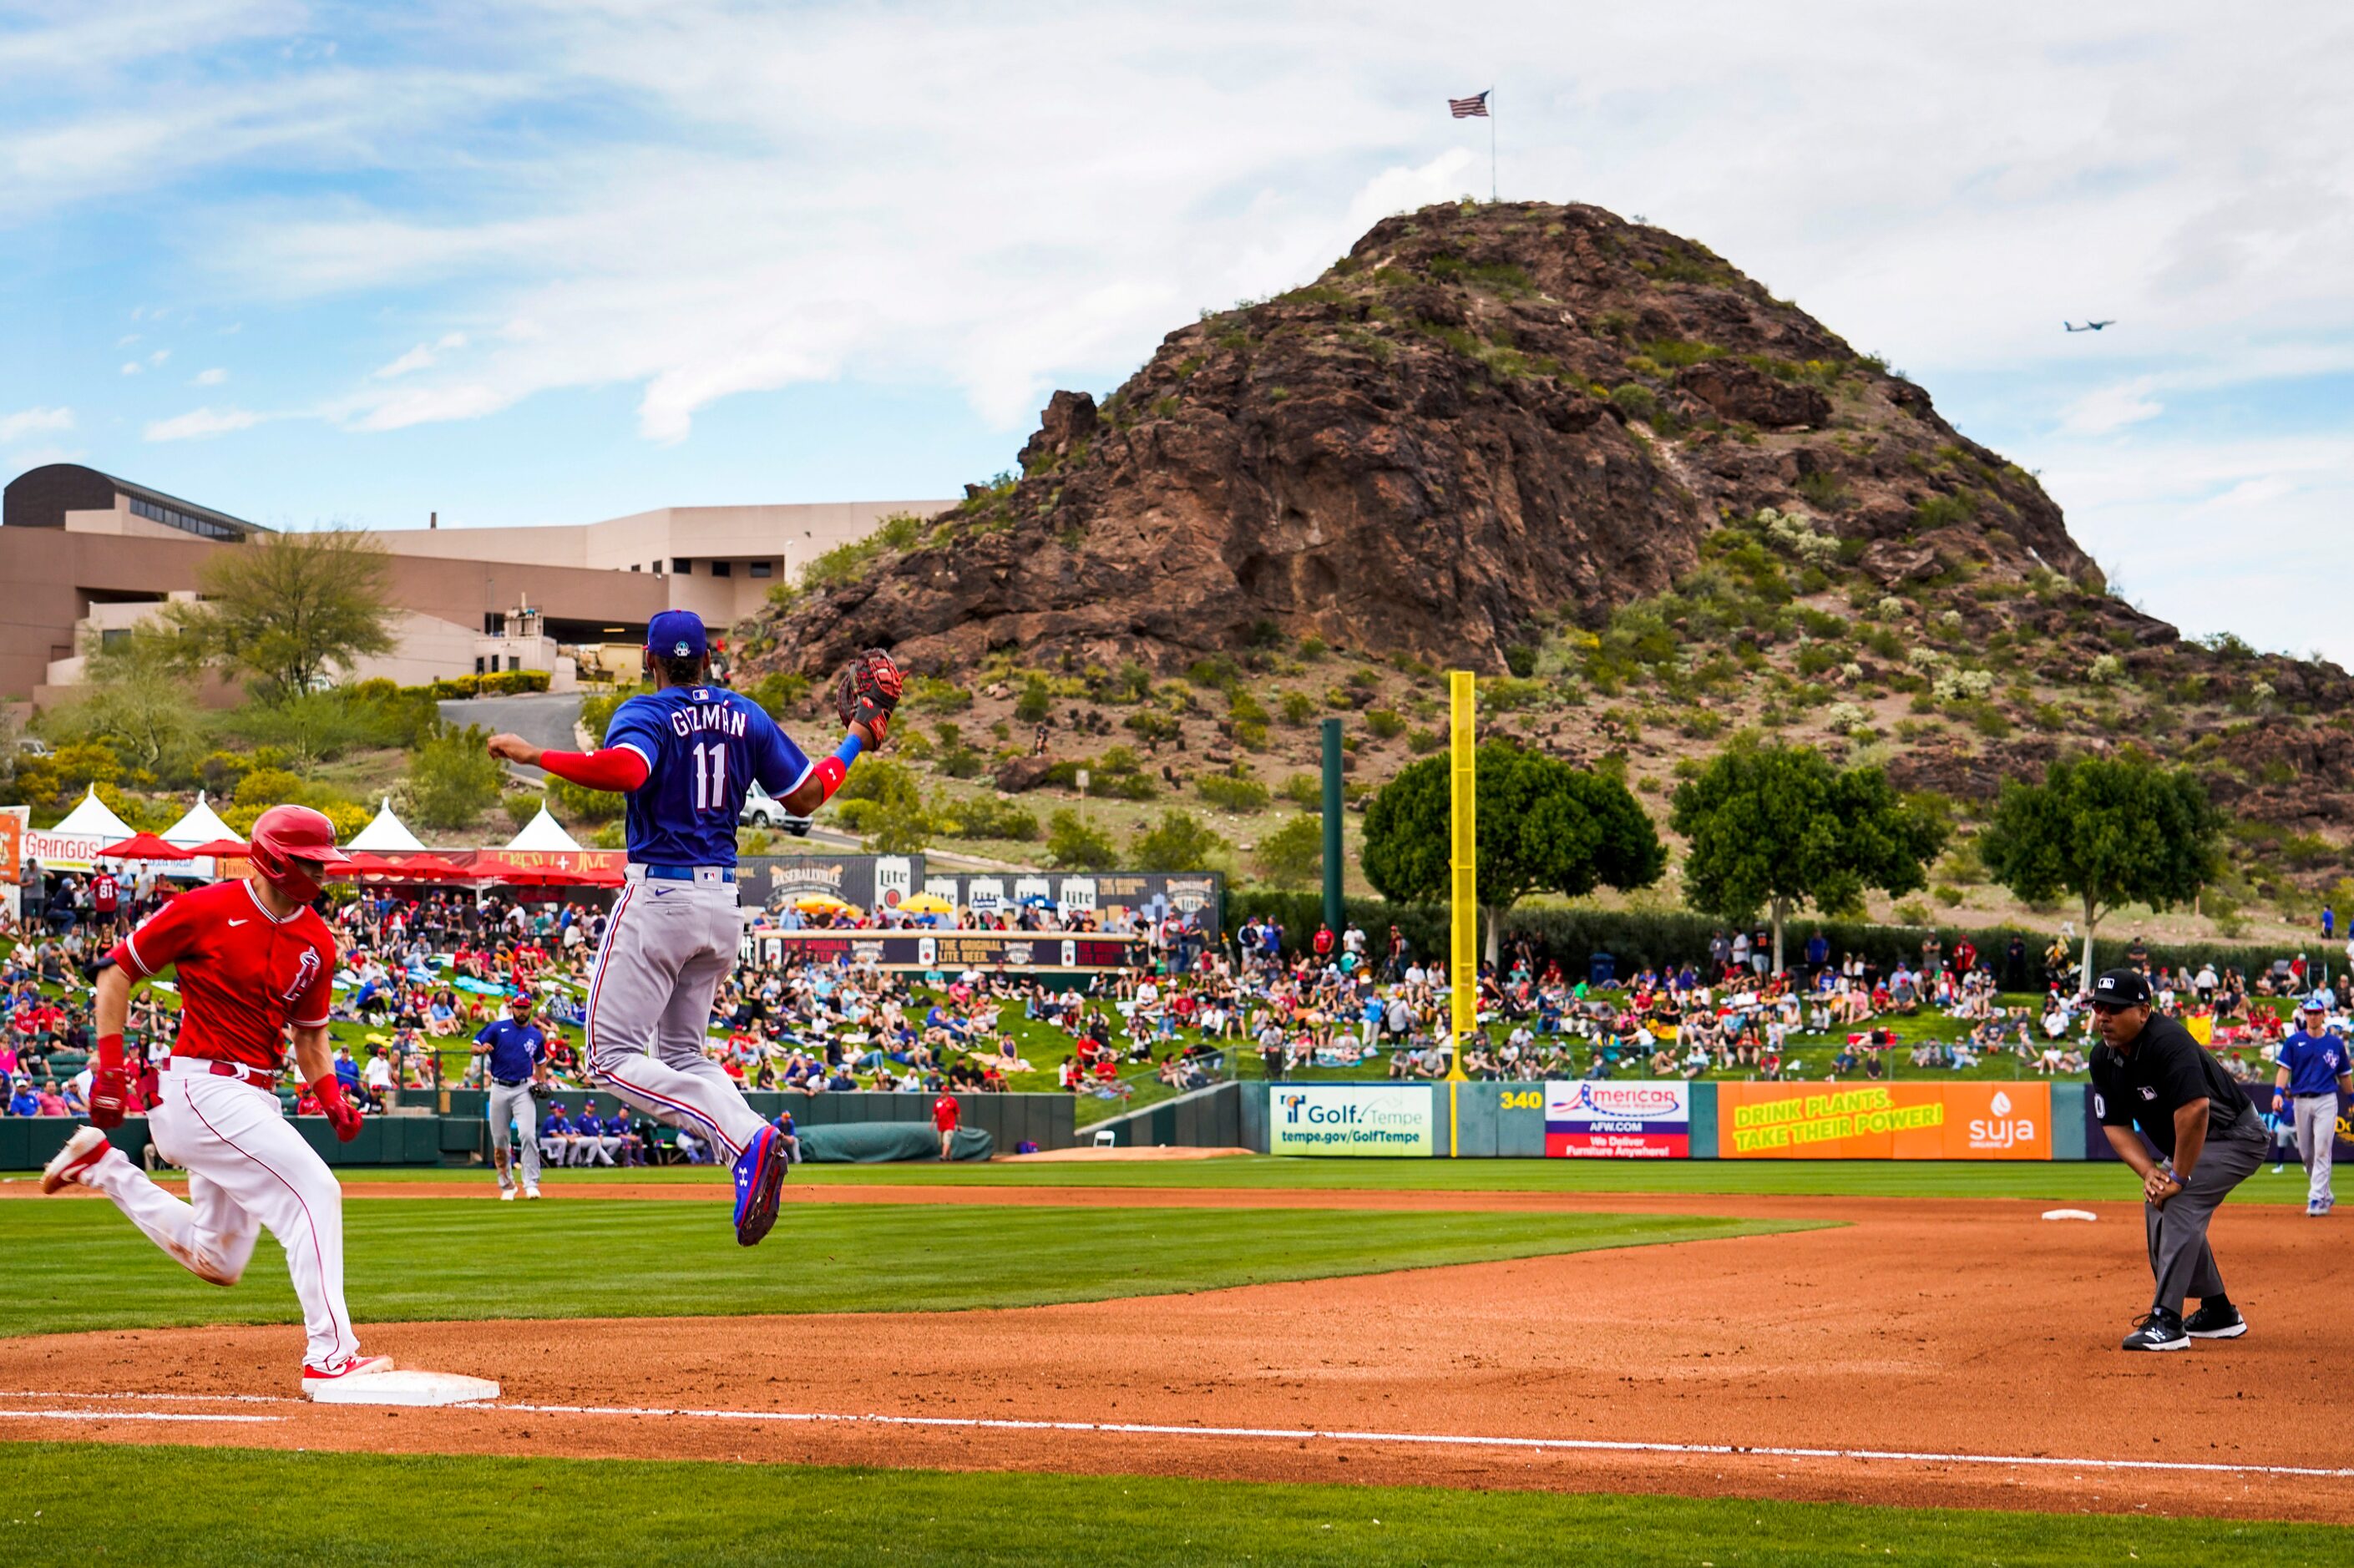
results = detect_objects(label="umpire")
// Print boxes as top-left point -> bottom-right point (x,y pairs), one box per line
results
473,993 -> 549,1201
2088,969 -> 2267,1351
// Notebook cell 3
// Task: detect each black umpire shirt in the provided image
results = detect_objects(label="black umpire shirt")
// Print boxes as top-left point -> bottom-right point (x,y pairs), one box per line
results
2090,1013 -> 2250,1160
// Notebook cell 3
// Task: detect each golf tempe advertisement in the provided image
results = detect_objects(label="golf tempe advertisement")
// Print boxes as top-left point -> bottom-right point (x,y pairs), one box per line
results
1269,1085 -> 1435,1157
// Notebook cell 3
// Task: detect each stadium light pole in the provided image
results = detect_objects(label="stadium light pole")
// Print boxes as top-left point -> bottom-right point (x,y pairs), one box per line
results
1447,671 -> 1474,1156
1319,718 -> 1344,939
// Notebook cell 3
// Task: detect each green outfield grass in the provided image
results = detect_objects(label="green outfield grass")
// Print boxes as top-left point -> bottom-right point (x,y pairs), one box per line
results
324,1153 -> 2319,1203
1,1444 -> 2342,1567
0,1201 -> 1811,1334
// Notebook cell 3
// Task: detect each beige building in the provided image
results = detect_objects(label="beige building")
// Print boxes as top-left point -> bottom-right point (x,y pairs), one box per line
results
1,465 -> 953,705
370,500 -> 949,628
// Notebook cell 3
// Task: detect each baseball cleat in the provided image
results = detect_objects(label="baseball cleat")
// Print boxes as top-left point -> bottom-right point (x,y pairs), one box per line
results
41,1126 -> 112,1195
302,1353 -> 395,1394
525,1186 -> 541,1201
732,1125 -> 786,1247
2184,1300 -> 2246,1339
2121,1311 -> 2189,1352
2309,1201 -> 2327,1216
499,1186 -> 518,1201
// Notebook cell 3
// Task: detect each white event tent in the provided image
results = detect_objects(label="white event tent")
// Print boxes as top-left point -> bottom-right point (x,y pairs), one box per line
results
48,787 -> 134,842
160,791 -> 239,849
348,797 -> 428,852
504,805 -> 584,852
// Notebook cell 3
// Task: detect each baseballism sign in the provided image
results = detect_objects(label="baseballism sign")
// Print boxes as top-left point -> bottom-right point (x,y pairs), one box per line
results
1270,1085 -> 1433,1157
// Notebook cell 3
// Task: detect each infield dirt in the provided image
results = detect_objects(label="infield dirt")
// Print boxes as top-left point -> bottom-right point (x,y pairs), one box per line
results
2,1186 -> 2346,1524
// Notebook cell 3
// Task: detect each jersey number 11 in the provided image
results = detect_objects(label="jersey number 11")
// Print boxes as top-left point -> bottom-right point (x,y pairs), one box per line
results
691,741 -> 729,812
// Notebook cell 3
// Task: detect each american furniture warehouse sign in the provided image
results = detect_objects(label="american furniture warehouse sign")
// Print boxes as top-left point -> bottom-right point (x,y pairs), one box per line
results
1544,1080 -> 1690,1157
1717,1083 -> 2051,1160
1269,1086 -> 1434,1157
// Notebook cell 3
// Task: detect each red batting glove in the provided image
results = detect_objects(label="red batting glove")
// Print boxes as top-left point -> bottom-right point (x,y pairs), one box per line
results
311,1075 -> 363,1142
89,1031 -> 129,1130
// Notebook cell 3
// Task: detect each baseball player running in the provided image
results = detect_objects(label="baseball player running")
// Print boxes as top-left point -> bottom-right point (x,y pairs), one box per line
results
39,806 -> 392,1395
2273,993 -> 2351,1216
487,610 -> 897,1244
473,992 -> 549,1200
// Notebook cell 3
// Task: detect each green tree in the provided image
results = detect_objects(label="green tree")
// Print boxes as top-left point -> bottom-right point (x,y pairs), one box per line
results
1362,743 -> 1666,961
163,528 -> 396,701
405,725 -> 506,831
1252,813 -> 1324,889
1045,808 -> 1118,870
1980,748 -> 2224,990
48,628 -> 206,778
831,758 -> 932,852
1669,738 -> 1947,973
1132,809 -> 1228,872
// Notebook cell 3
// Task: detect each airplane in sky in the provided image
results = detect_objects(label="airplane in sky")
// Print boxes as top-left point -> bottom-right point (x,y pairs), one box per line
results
2063,320 -> 2116,332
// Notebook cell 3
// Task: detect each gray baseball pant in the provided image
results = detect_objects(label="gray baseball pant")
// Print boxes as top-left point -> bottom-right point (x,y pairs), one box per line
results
2291,1095 -> 2338,1206
2145,1122 -> 2266,1313
585,876 -> 766,1161
488,1081 -> 539,1188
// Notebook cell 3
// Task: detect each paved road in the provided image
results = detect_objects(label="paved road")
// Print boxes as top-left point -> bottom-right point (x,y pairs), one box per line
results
438,693 -> 583,784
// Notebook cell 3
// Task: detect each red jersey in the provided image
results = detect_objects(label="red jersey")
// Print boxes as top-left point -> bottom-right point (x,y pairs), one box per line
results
109,879 -> 338,1070
91,873 -> 119,913
931,1093 -> 960,1131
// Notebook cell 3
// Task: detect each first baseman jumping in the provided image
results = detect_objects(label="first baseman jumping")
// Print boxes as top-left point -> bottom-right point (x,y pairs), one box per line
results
488,610 -> 898,1245
40,806 -> 392,1395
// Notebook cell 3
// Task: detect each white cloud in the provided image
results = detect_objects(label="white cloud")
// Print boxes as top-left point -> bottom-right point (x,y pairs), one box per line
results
147,347 -> 170,367
192,367 -> 227,385
0,405 -> 73,443
144,405 -> 262,441
372,343 -> 440,378
119,362 -> 140,376
2058,377 -> 2164,436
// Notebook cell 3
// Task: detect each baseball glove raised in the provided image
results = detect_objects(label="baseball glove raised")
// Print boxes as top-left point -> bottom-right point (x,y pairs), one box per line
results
833,648 -> 904,743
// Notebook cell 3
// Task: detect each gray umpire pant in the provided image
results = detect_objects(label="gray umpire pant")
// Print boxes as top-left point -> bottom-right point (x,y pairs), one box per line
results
2146,1121 -> 2266,1313
585,873 -> 767,1161
2291,1095 -> 2339,1206
488,1081 -> 540,1188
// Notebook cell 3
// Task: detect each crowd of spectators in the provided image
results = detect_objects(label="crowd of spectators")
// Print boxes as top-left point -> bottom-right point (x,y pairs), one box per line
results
5,859 -> 2351,1122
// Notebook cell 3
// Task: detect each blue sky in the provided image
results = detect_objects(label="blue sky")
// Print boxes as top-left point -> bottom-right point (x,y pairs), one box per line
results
4,1 -> 2350,661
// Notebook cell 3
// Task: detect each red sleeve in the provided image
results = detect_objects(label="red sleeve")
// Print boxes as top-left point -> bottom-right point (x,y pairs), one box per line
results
113,895 -> 198,979
291,933 -> 337,1029
539,747 -> 650,792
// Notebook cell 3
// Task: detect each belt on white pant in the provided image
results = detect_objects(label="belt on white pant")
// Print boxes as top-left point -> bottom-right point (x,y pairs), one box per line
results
164,1056 -> 281,1090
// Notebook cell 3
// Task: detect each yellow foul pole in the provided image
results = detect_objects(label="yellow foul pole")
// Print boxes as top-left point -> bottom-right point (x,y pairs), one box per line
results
1447,670 -> 1474,1155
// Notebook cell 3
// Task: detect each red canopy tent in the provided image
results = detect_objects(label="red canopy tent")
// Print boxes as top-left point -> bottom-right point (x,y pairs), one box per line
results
96,832 -> 196,862
185,836 -> 250,857
334,851 -> 471,883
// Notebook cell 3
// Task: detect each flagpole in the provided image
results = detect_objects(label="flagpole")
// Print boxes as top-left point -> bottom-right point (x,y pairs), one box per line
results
1489,87 -> 1497,202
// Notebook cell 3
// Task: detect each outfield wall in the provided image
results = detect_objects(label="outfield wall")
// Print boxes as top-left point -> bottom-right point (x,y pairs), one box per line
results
0,1091 -> 1077,1171
1240,1081 -> 2103,1160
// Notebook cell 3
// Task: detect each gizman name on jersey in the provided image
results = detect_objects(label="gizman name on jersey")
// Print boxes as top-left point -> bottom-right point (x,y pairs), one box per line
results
667,703 -> 751,739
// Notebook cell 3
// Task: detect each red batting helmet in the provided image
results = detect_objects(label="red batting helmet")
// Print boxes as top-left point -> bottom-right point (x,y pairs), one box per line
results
248,804 -> 351,904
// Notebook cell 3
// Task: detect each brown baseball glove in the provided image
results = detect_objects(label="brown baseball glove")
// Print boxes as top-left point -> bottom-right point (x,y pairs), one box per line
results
833,648 -> 904,743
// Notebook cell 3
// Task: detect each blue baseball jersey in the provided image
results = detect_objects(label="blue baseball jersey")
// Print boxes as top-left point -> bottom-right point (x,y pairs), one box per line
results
604,686 -> 813,868
2279,1029 -> 2350,1097
473,1018 -> 544,1083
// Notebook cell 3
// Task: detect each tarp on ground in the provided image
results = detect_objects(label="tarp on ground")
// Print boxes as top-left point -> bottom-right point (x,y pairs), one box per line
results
797,1122 -> 994,1163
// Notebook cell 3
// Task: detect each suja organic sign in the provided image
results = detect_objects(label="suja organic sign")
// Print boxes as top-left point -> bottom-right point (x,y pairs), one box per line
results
1718,1083 -> 2049,1160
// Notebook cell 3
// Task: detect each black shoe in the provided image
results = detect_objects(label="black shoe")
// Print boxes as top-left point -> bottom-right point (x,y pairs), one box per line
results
2122,1310 -> 2189,1352
2184,1300 -> 2247,1339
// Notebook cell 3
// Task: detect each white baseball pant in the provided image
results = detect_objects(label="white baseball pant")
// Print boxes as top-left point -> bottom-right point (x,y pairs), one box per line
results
2291,1094 -> 2338,1206
585,875 -> 765,1161
487,1080 -> 539,1188
79,1062 -> 362,1367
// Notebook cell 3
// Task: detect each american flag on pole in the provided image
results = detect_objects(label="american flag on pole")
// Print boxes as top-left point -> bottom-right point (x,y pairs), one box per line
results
1449,90 -> 1490,119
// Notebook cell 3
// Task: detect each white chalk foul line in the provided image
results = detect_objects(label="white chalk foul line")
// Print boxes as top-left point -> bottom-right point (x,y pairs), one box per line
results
458,1401 -> 2354,1481
0,1409 -> 276,1424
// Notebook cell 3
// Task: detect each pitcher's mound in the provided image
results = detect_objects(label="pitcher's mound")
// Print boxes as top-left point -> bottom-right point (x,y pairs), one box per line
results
1005,1146 -> 1253,1162
306,1368 -> 502,1406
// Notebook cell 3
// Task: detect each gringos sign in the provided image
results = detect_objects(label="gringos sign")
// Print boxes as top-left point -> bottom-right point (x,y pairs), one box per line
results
1718,1082 -> 2051,1160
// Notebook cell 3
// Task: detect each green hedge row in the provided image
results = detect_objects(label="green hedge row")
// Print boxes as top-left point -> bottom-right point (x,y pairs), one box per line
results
1224,892 -> 2298,981
421,670 -> 553,700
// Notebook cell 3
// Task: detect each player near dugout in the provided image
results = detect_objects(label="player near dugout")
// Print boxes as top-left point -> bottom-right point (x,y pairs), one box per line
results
2271,993 -> 2351,1216
486,610 -> 898,1246
38,805 -> 392,1394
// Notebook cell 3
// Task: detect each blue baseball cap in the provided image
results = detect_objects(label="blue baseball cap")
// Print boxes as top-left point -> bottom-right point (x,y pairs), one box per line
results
646,609 -> 707,661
